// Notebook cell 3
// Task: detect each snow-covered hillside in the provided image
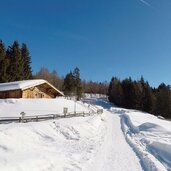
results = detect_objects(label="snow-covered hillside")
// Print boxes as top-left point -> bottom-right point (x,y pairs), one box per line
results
0,97 -> 91,117
0,97 -> 171,171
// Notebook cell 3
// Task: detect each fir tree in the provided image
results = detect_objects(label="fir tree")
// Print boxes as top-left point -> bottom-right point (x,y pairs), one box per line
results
73,67 -> 82,100
62,67 -> 83,99
7,41 -> 24,81
154,83 -> 171,118
121,78 -> 135,109
0,40 -> 9,83
108,77 -> 123,106
63,71 -> 75,96
21,43 -> 32,79
141,81 -> 154,113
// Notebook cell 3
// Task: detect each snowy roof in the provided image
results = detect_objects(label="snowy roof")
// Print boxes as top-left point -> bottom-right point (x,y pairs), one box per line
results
0,79 -> 64,96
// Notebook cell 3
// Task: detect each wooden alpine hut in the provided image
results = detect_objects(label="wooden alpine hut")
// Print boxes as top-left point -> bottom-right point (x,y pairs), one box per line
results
0,79 -> 64,99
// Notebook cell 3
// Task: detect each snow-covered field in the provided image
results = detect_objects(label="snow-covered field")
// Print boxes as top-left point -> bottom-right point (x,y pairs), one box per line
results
0,97 -> 91,117
0,96 -> 171,171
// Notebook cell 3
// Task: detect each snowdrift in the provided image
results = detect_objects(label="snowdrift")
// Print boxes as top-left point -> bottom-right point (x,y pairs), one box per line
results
118,109 -> 171,171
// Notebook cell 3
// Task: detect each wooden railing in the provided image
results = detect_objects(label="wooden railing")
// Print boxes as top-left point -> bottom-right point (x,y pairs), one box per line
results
0,110 -> 103,124
0,99 -> 104,124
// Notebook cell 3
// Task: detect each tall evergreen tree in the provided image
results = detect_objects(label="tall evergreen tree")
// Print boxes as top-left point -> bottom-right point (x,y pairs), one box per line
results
0,40 -> 9,83
63,71 -> 75,96
108,77 -> 114,102
62,67 -> 83,99
21,43 -> 32,79
141,81 -> 154,113
7,41 -> 24,81
154,83 -> 171,118
132,81 -> 142,110
108,77 -> 123,106
73,67 -> 83,100
121,78 -> 136,109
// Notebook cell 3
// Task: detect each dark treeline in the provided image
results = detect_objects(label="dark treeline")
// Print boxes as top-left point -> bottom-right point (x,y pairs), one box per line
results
108,76 -> 171,119
0,40 -> 32,83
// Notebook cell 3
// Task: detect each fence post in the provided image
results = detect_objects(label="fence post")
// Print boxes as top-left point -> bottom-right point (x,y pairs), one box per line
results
97,109 -> 103,114
20,112 -> 26,123
63,107 -> 68,117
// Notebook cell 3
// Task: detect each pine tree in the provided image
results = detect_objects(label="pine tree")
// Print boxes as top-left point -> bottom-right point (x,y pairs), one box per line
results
141,81 -> 154,113
154,83 -> 171,118
0,40 -> 9,83
63,72 -> 75,96
108,77 -> 114,102
121,78 -> 135,109
7,41 -> 24,81
62,67 -> 83,99
108,77 -> 123,106
73,67 -> 82,100
21,43 -> 32,79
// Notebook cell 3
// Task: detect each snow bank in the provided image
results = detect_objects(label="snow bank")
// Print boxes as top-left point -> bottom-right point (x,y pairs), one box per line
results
149,142 -> 171,168
118,109 -> 171,171
120,114 -> 167,171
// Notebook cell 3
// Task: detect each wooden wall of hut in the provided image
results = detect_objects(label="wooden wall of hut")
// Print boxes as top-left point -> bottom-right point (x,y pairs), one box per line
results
22,84 -> 55,98
0,90 -> 22,98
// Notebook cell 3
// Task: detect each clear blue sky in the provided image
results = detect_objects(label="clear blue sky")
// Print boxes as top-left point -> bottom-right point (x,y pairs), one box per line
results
1,0 -> 171,86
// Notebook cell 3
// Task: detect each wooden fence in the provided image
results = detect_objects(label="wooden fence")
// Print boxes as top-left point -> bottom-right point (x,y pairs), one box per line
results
0,110 -> 103,124
0,98 -> 103,124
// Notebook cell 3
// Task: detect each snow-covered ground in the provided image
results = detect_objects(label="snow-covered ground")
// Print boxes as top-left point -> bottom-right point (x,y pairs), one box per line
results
117,108 -> 171,171
0,96 -> 171,171
0,97 -> 91,117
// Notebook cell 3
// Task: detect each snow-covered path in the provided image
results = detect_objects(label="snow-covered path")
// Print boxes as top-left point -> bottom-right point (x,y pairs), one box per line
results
88,109 -> 143,171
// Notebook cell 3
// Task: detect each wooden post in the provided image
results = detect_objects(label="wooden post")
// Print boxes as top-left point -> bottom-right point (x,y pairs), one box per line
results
63,107 -> 68,117
20,112 -> 26,123
97,109 -> 103,114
